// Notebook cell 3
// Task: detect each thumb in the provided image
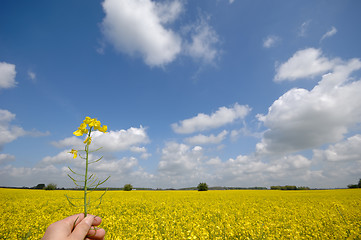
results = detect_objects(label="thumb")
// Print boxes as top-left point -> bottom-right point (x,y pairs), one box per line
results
70,215 -> 94,239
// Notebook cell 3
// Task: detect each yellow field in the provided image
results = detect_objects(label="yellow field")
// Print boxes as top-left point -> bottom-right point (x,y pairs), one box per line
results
0,188 -> 360,239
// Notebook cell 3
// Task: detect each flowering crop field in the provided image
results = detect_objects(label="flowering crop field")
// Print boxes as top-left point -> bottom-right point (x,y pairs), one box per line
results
1,188 -> 361,239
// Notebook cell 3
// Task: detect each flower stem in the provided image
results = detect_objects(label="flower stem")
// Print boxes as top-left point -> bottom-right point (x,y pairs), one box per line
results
84,128 -> 92,217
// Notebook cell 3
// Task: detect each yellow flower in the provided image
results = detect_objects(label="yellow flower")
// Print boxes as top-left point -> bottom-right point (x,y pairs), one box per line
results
98,125 -> 108,133
69,149 -> 78,159
73,129 -> 83,136
79,122 -> 87,130
83,116 -> 92,125
83,136 -> 92,145
73,122 -> 89,136
89,119 -> 101,129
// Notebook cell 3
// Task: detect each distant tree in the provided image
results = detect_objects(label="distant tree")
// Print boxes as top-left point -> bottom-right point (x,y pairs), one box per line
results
347,178 -> 361,188
123,184 -> 133,191
197,182 -> 208,191
44,183 -> 57,190
33,183 -> 45,189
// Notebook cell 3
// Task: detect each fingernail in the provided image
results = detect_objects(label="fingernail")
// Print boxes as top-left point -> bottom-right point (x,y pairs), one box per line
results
84,216 -> 93,226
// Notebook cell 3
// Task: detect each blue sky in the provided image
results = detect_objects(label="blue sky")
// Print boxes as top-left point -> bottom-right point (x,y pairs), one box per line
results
1,0 -> 361,189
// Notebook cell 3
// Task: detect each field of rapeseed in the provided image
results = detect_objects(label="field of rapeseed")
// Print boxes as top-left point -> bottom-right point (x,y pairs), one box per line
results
0,188 -> 360,239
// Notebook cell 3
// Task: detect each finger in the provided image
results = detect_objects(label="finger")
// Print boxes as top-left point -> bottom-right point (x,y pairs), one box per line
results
43,213 -> 85,239
63,213 -> 85,231
86,227 -> 106,240
70,215 -> 94,239
92,216 -> 102,227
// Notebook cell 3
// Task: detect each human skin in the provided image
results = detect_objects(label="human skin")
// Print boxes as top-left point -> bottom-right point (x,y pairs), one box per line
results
42,213 -> 105,240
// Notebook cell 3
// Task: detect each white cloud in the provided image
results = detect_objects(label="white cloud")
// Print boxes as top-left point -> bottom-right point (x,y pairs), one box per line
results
154,0 -> 183,24
0,154 -> 155,188
101,0 -> 182,67
156,142 -> 214,187
158,142 -> 200,177
172,103 -> 250,134
258,56 -> 361,155
51,136 -> 83,149
0,109 -> 26,148
185,130 -> 228,145
51,126 -> 149,153
0,153 -> 15,165
183,16 -> 220,64
91,126 -> 149,152
320,26 -> 337,42
0,62 -> 17,89
263,35 -> 280,48
156,142 -> 316,188
313,134 -> 361,162
274,48 -> 335,82
101,0 -> 221,68
210,153 -> 318,187
40,150 -> 74,165
0,109 -> 49,151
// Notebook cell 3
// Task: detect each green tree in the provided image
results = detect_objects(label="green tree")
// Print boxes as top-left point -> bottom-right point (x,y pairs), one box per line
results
33,183 -> 45,189
123,184 -> 133,191
358,178 -> 361,188
197,182 -> 208,191
44,183 -> 57,190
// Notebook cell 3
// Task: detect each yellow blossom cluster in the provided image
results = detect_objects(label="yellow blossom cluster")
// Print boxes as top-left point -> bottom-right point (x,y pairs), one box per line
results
1,188 -> 360,239
73,116 -> 107,137
69,117 -> 107,159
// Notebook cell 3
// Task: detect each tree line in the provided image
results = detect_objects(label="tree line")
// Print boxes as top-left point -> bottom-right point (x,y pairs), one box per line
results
8,179 -> 361,191
347,178 -> 361,189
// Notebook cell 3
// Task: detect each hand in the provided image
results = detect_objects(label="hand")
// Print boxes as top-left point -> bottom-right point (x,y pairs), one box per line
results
42,213 -> 105,240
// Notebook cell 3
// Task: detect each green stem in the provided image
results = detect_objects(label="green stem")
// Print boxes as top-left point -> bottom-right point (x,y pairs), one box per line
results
84,127 -> 92,217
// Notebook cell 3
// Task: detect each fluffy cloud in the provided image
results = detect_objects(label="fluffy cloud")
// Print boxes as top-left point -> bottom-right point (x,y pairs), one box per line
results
158,142 -> 203,177
0,155 -> 155,188
101,0 -> 182,67
313,134 -> 361,162
101,0 -> 221,67
156,140 -> 318,188
0,109 -> 26,148
40,150 -> 73,165
91,127 -> 149,152
183,16 -> 220,64
52,126 -> 149,153
185,130 -> 228,145
320,26 -> 337,42
207,153 -> 319,187
51,136 -> 83,149
263,35 -> 280,48
0,62 -> 17,89
274,48 -> 335,82
172,103 -> 250,134
258,53 -> 361,155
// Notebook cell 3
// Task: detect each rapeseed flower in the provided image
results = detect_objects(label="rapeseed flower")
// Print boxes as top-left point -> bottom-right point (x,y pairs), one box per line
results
3,188 -> 360,239
67,116 -> 109,217
69,149 -> 78,159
